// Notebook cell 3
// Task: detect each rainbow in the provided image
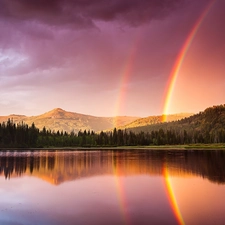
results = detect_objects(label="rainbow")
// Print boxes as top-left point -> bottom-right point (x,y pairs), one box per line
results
163,164 -> 185,225
162,0 -> 216,122
113,36 -> 141,128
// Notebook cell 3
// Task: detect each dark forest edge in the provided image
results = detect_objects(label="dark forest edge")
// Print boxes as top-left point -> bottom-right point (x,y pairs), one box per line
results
0,104 -> 225,149
0,120 -> 224,149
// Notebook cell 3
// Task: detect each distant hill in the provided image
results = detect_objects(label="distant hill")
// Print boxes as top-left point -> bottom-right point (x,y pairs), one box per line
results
0,114 -> 27,122
0,108 -> 139,133
124,104 -> 225,138
119,113 -> 193,129
0,104 -> 224,146
1,105 -> 224,137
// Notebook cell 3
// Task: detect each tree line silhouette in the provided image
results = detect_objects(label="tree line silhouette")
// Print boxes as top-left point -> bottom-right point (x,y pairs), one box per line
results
126,104 -> 225,143
0,117 -> 224,148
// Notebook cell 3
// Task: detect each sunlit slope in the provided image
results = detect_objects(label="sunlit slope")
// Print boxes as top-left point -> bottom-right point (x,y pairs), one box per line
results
0,108 -> 139,133
124,105 -> 225,135
119,113 -> 193,129
0,114 -> 27,123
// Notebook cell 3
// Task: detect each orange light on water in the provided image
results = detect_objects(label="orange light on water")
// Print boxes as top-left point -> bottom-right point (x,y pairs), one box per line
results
112,153 -> 130,225
163,165 -> 185,225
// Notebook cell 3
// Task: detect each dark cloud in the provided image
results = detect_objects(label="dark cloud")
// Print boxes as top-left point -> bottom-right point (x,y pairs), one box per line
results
0,0 -> 186,75
0,0 -> 183,27
1,0 -> 224,117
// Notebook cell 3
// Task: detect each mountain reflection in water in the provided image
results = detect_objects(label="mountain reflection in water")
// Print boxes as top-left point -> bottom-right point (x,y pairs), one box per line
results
0,150 -> 225,185
1,150 -> 225,225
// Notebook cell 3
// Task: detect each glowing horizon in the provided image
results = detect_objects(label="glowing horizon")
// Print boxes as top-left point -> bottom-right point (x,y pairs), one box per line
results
162,0 -> 216,122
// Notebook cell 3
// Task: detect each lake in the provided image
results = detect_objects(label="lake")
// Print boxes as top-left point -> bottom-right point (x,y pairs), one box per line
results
0,149 -> 225,225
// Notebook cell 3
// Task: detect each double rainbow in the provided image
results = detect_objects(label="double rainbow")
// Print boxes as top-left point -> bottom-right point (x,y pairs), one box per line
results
113,1 -> 216,224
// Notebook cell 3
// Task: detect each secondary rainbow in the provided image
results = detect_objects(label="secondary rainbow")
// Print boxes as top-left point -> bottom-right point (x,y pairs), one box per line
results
162,0 -> 216,122
113,35 -> 141,128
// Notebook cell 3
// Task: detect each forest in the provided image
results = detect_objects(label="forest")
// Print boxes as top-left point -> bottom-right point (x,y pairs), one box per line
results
0,105 -> 225,148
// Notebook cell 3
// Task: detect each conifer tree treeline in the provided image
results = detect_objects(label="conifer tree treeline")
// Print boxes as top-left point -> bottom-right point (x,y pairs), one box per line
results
0,119 -> 224,148
128,104 -> 225,140
0,119 -> 39,147
0,105 -> 225,148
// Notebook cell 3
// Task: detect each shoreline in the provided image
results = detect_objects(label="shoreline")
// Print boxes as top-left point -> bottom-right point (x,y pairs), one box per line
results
0,144 -> 225,151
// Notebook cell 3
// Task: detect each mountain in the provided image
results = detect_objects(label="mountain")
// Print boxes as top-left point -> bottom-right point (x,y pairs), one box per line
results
123,104 -> 225,137
2,105 -> 223,136
118,113 -> 193,130
0,108 -> 139,133
0,114 -> 27,123
0,108 -> 193,134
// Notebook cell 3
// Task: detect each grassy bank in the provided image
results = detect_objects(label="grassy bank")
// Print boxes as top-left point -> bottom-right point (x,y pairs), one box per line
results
0,143 -> 225,151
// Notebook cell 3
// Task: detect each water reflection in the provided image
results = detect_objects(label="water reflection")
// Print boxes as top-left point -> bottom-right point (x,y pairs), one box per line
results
0,150 -> 225,184
1,150 -> 225,225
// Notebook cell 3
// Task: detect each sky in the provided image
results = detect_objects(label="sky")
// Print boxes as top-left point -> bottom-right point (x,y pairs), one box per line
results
0,0 -> 224,117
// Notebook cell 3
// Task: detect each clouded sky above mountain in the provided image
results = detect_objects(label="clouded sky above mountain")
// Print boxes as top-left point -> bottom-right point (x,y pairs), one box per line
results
0,0 -> 224,117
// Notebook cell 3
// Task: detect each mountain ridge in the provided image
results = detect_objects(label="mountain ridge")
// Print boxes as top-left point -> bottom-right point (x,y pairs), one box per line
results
118,113 -> 193,130
123,104 -> 225,141
0,108 -> 194,133
0,108 -> 140,133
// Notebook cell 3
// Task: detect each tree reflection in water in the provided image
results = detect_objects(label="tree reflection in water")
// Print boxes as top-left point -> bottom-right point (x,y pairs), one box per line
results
0,150 -> 225,185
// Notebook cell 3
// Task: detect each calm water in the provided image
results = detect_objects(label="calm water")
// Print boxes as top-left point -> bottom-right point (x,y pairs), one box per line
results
0,150 -> 225,225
